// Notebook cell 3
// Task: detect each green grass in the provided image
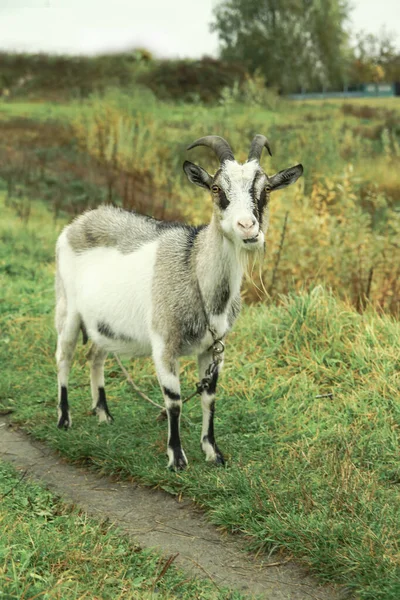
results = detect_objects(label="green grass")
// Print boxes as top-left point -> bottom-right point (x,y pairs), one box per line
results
1,196 -> 400,599
299,97 -> 400,113
0,461 -> 246,600
0,98 -> 84,123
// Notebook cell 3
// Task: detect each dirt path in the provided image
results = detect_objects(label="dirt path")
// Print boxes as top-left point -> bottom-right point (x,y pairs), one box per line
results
0,418 -> 343,600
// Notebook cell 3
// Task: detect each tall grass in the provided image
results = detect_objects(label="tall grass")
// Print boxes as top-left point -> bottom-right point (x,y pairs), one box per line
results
256,166 -> 400,315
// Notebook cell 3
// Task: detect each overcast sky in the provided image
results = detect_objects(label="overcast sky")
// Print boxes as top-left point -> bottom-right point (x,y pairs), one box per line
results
0,0 -> 398,57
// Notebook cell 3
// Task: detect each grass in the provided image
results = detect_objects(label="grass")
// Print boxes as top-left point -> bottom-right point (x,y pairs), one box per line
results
0,98 -> 83,123
298,97 -> 400,113
0,461 -> 246,600
1,196 -> 400,599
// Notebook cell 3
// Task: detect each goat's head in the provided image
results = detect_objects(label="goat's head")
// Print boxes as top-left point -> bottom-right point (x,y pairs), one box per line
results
183,135 -> 303,251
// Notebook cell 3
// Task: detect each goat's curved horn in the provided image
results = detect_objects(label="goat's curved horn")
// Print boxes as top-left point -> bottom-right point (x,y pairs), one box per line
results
187,135 -> 235,163
248,134 -> 272,161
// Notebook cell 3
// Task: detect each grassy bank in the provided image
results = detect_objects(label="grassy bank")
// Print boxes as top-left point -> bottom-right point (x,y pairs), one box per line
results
1,197 -> 399,599
0,461 -> 244,599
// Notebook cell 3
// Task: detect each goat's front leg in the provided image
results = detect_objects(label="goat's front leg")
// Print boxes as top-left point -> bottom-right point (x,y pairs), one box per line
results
198,350 -> 225,465
152,340 -> 187,470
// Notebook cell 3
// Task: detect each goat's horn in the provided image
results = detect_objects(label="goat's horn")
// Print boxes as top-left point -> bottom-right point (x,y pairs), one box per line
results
248,134 -> 272,161
187,135 -> 234,163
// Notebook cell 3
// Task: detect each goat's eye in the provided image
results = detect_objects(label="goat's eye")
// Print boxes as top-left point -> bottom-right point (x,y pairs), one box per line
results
265,184 -> 271,192
211,185 -> 220,193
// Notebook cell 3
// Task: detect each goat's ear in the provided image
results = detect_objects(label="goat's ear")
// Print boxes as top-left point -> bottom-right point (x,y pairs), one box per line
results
269,164 -> 303,191
183,161 -> 213,190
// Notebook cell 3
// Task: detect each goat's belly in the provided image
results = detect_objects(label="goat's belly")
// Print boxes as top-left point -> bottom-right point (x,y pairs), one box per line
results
88,330 -> 152,357
73,242 -> 158,354
81,311 -> 152,354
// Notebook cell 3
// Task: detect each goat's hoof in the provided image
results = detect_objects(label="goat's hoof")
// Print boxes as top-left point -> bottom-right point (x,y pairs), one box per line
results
93,407 -> 114,424
215,451 -> 225,466
99,411 -> 114,424
202,437 -> 225,466
57,415 -> 71,430
167,448 -> 188,471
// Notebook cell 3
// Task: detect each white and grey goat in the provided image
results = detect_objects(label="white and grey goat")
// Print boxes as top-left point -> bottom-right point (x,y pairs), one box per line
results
55,135 -> 303,469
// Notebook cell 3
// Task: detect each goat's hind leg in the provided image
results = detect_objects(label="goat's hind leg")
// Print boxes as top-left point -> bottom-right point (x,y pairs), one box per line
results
55,312 -> 80,429
88,345 -> 113,423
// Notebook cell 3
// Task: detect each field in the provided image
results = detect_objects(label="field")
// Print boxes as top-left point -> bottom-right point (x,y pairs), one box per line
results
1,90 -> 399,313
0,90 -> 400,599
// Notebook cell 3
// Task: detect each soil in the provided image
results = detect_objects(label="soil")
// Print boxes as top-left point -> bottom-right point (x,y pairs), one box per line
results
0,417 -> 345,600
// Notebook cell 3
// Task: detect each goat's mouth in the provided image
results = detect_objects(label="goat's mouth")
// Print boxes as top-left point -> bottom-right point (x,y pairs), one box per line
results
243,236 -> 259,245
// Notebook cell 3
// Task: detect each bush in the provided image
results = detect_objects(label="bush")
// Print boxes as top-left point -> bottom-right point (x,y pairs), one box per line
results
137,56 -> 248,103
0,51 -> 149,100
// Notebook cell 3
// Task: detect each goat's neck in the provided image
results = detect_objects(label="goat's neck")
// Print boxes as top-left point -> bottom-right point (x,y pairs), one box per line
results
196,216 -> 243,312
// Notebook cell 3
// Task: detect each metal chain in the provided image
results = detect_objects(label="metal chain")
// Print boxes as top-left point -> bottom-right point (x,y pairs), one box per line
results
195,339 -> 224,394
194,276 -> 225,393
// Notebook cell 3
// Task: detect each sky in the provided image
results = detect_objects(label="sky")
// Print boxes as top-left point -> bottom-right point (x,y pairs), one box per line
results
0,0 -> 398,58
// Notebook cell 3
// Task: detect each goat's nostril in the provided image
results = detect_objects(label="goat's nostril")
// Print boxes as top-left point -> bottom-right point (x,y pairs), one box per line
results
237,218 -> 256,230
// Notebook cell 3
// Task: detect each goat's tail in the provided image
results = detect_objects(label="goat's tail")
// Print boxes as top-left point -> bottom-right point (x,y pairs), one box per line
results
55,243 -> 67,335
55,232 -> 88,346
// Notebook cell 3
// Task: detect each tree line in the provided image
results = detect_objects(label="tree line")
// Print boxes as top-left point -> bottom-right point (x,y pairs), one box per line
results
211,0 -> 400,92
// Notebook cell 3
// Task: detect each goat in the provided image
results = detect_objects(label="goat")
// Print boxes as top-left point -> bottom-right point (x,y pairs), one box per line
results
55,135 -> 303,470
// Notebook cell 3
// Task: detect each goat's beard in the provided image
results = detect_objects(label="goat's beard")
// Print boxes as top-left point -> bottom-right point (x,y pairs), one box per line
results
236,242 -> 269,298
236,242 -> 265,277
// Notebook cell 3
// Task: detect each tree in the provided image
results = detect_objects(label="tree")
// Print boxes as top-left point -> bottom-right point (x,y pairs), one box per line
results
210,0 -> 351,92
349,29 -> 400,84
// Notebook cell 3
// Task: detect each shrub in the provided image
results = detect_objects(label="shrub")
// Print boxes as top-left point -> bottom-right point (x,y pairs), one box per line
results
137,56 -> 248,104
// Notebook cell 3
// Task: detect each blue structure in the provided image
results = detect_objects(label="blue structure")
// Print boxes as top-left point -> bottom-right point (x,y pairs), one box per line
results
288,82 -> 397,100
